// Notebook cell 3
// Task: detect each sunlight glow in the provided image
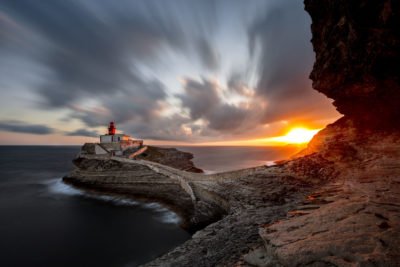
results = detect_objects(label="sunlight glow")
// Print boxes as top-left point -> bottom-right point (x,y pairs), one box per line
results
145,127 -> 322,147
267,127 -> 321,144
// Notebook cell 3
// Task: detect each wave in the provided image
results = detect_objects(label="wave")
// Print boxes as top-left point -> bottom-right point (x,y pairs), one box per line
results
142,202 -> 181,224
45,178 -> 84,196
45,178 -> 181,224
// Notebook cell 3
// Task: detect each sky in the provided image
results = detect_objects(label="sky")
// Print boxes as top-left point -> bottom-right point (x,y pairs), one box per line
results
0,0 -> 340,145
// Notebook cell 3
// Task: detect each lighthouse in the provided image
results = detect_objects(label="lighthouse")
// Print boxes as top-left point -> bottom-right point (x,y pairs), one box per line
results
98,122 -> 143,155
108,122 -> 116,135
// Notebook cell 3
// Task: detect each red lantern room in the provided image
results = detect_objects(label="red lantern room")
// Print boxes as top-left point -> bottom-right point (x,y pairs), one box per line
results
108,122 -> 116,135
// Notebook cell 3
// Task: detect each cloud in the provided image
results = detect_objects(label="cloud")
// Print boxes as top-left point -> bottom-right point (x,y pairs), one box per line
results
1,0 -> 186,109
65,129 -> 99,137
178,78 -> 220,120
248,0 -> 337,124
0,0 -> 234,142
227,72 -> 254,97
0,0 -> 339,144
0,120 -> 55,135
208,104 -> 248,132
122,114 -> 193,141
177,78 -> 254,134
196,38 -> 219,71
0,120 -> 100,138
69,106 -> 112,128
68,78 -> 167,132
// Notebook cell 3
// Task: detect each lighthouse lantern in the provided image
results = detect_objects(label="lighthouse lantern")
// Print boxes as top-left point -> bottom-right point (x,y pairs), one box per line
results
108,122 -> 116,135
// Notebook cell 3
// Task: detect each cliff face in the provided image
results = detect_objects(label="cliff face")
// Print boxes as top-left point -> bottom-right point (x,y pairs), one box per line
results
305,0 -> 400,124
251,1 -> 400,265
295,0 -> 400,162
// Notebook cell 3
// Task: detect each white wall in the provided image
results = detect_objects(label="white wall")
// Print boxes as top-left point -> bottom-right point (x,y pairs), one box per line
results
112,134 -> 129,142
100,135 -> 113,143
94,144 -> 108,154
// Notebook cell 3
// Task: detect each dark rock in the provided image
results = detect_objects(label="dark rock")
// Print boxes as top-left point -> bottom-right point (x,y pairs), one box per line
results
255,1 -> 400,266
134,146 -> 203,173
305,0 -> 400,125
81,143 -> 95,154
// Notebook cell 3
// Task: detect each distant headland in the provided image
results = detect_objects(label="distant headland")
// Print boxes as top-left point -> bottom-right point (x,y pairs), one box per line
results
78,122 -> 203,173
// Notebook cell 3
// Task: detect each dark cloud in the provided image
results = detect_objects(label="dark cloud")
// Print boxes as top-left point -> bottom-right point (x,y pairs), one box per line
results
1,0 -> 185,108
196,38 -> 219,71
0,120 -> 54,135
208,104 -> 248,132
248,1 -> 313,92
65,129 -> 98,137
227,72 -> 253,96
177,78 -> 251,133
178,78 -> 220,120
69,79 -> 167,131
103,80 -> 167,123
121,114 -> 192,141
69,106 -> 112,128
0,0 -> 231,141
248,0 -> 336,124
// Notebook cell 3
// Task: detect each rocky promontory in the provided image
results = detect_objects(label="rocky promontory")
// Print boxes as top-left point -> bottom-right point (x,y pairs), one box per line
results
133,146 -> 203,173
63,0 -> 400,265
64,146 -> 215,230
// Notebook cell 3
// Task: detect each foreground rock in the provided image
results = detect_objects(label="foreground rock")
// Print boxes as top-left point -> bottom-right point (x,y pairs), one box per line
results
64,151 -> 315,265
145,167 -> 314,266
257,129 -> 400,266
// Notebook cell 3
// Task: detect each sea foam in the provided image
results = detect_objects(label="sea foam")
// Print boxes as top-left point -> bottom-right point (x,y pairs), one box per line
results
45,178 -> 180,224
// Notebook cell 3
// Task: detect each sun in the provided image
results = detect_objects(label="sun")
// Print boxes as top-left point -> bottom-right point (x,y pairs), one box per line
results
269,127 -> 321,144
198,127 -> 322,146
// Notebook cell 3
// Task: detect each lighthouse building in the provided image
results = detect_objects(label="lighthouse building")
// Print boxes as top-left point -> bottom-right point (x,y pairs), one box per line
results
95,122 -> 143,155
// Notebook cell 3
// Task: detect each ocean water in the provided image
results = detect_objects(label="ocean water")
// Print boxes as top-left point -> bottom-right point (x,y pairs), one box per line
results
0,146 -> 189,267
0,145 -> 297,266
173,145 -> 300,173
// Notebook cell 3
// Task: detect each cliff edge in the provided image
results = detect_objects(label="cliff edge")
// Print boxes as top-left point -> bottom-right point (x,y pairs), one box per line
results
253,1 -> 400,265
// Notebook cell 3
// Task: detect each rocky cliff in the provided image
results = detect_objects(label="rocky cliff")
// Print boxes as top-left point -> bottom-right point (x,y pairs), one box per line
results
305,0 -> 400,125
254,1 -> 400,265
64,147 -> 209,230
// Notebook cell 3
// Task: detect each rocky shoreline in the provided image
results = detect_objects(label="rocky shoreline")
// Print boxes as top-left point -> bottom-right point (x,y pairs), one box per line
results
63,148 -> 215,231
64,128 -> 400,266
63,149 -> 316,264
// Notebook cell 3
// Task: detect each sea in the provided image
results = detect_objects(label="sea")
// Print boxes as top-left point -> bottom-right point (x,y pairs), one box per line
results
0,145 -> 298,267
